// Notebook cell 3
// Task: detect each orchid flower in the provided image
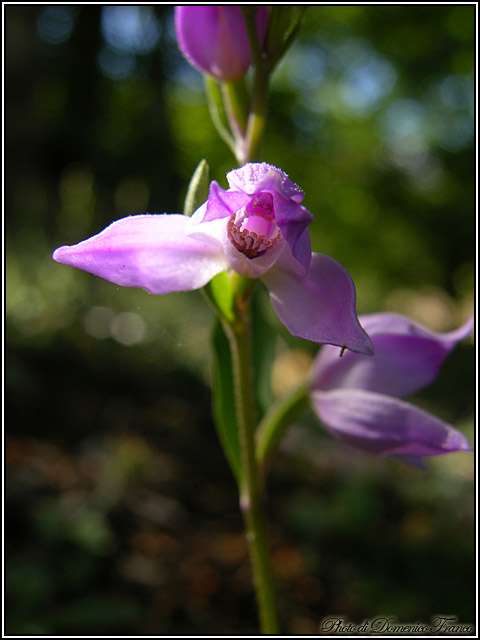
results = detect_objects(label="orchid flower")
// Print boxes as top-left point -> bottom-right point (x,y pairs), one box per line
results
175,6 -> 268,81
53,163 -> 373,355
309,312 -> 473,461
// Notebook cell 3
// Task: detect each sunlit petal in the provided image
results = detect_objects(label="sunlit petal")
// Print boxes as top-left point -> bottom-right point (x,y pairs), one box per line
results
53,214 -> 227,294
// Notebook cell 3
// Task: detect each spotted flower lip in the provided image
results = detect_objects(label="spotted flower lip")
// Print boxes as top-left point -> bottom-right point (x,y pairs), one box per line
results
174,6 -> 268,81
309,312 -> 473,461
52,163 -> 373,355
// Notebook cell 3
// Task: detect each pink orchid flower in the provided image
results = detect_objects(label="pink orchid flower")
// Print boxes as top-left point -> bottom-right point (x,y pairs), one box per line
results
309,312 -> 473,461
53,163 -> 373,355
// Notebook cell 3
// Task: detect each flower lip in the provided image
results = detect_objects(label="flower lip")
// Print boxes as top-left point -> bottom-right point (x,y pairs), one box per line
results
225,191 -> 282,260
227,212 -> 281,259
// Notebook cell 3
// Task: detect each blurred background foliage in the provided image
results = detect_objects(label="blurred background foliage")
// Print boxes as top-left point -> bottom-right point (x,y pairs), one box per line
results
5,4 -> 475,635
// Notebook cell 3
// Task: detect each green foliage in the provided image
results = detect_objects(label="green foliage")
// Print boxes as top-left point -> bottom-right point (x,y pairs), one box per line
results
205,271 -> 236,323
250,288 -> 276,417
211,318 -> 242,480
183,158 -> 210,217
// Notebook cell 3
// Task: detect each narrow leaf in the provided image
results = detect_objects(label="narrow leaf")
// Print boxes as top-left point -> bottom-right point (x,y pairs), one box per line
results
204,76 -> 236,152
207,271 -> 235,322
183,158 -> 210,217
211,319 -> 242,481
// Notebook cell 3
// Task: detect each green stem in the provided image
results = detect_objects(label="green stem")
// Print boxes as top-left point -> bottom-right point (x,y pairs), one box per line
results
242,67 -> 269,164
256,383 -> 309,468
225,296 -> 279,634
242,7 -> 263,65
222,79 -> 249,139
239,8 -> 270,164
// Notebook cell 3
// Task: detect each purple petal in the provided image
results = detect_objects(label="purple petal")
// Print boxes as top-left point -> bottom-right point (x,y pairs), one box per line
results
187,205 -> 226,247
226,163 -> 304,202
263,252 -> 373,354
202,181 -> 250,222
273,193 -> 313,270
310,313 -> 473,397
311,389 -> 472,457
175,6 -> 261,80
53,214 -> 227,294
360,312 -> 474,341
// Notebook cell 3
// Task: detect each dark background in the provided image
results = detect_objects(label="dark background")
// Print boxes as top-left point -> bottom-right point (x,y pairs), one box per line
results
5,5 -> 475,635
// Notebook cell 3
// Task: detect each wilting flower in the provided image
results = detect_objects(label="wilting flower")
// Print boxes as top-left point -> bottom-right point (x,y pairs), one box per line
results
175,6 -> 268,81
53,163 -> 372,355
309,312 -> 473,461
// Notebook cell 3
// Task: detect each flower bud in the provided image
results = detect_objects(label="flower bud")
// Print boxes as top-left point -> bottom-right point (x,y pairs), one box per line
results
174,6 -> 268,81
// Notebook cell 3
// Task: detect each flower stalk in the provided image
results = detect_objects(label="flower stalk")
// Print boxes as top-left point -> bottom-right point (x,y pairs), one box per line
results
242,67 -> 269,164
224,287 -> 279,634
256,383 -> 309,467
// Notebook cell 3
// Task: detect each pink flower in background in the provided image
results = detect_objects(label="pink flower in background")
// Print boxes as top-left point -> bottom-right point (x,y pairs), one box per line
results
309,312 -> 473,462
175,6 -> 268,81
53,163 -> 373,355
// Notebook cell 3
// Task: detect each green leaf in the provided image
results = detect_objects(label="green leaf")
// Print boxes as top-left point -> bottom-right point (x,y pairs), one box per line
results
211,319 -> 242,481
265,7 -> 307,70
183,158 -> 210,217
204,76 -> 236,153
251,288 -> 276,419
222,79 -> 249,135
206,271 -> 235,322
